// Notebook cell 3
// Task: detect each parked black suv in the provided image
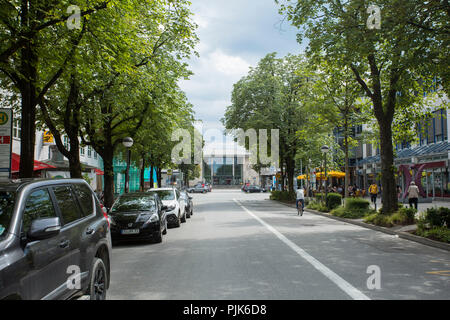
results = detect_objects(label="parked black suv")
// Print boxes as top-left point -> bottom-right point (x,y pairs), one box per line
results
0,179 -> 112,300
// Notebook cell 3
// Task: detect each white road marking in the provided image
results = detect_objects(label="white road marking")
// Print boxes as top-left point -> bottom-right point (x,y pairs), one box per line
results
233,199 -> 370,300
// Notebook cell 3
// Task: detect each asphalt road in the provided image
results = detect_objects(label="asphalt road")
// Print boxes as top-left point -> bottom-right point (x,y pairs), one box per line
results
107,190 -> 450,300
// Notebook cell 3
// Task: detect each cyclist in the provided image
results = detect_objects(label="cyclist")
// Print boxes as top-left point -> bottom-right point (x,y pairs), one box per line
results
296,187 -> 305,216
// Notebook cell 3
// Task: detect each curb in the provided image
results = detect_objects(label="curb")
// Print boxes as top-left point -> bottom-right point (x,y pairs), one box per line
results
273,200 -> 450,252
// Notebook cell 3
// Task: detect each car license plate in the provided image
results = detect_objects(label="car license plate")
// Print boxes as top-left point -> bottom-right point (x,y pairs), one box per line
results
121,229 -> 139,235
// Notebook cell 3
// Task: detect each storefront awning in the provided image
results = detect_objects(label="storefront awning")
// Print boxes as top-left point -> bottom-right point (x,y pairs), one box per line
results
11,153 -> 56,173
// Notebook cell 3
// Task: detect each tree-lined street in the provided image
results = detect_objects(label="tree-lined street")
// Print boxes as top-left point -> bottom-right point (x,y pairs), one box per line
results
108,190 -> 449,300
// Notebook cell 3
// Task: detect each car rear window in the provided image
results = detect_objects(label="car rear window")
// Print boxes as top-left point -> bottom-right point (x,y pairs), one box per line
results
52,186 -> 82,225
73,184 -> 94,217
0,191 -> 16,238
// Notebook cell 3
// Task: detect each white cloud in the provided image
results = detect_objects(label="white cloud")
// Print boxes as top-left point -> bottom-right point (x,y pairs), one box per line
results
209,50 -> 250,76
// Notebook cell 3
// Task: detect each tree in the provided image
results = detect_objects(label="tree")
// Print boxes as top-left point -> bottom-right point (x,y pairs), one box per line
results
277,0 -> 447,213
309,62 -> 370,198
0,0 -> 109,177
223,53 -> 312,199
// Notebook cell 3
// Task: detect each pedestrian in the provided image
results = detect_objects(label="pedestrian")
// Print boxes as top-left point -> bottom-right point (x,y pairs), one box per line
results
407,181 -> 420,210
397,185 -> 402,200
368,183 -> 378,206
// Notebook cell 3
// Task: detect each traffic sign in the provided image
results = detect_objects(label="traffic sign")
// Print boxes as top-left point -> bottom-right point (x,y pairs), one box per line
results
0,109 -> 12,178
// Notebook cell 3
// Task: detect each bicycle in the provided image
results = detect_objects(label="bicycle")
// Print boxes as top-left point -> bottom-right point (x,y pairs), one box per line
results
296,199 -> 304,216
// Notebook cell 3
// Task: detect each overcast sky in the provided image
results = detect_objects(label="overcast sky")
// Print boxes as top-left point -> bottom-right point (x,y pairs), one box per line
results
179,0 -> 306,148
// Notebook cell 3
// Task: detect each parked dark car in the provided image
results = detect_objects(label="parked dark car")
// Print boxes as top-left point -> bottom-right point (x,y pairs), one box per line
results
109,192 -> 167,243
180,190 -> 193,218
0,178 -> 112,300
241,184 -> 250,192
187,184 -> 207,193
246,185 -> 266,193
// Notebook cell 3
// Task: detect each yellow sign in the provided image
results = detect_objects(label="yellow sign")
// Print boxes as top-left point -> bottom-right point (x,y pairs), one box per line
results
0,112 -> 8,125
43,131 -> 54,144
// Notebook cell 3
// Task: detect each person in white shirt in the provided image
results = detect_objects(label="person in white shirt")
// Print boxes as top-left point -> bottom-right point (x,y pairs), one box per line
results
296,188 -> 305,211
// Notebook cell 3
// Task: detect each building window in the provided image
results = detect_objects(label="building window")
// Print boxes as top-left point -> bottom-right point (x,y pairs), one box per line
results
63,136 -> 69,150
80,147 -> 85,156
87,146 -> 92,158
94,151 -> 97,159
13,119 -> 21,138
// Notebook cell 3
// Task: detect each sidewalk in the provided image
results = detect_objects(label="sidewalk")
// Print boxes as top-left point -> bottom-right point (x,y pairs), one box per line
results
362,196 -> 450,214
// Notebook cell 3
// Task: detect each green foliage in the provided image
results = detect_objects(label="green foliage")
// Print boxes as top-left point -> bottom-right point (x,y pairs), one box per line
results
345,198 -> 370,211
389,207 -> 416,225
82,173 -> 92,185
422,207 -> 450,228
416,227 -> 450,244
326,193 -> 342,211
270,191 -> 295,202
307,200 -> 329,213
364,213 -> 393,227
364,207 -> 416,227
331,206 -> 369,219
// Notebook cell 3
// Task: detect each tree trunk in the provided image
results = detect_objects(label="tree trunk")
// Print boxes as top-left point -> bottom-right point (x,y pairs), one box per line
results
286,157 -> 295,199
140,155 -> 146,191
157,167 -> 162,187
103,146 -> 115,209
19,36 -> 38,178
344,124 -> 349,199
150,164 -> 154,188
379,119 -> 398,214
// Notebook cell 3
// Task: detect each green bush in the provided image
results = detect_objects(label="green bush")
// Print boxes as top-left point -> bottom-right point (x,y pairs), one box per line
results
307,200 -> 329,212
416,226 -> 450,243
399,207 -> 417,224
364,213 -> 393,227
423,207 -> 450,228
345,198 -> 370,211
327,193 -> 342,210
315,193 -> 324,201
270,191 -> 295,201
331,206 -> 370,219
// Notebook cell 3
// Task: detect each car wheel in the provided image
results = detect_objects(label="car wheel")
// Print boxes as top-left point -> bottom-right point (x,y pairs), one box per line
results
181,211 -> 187,223
186,208 -> 191,218
174,213 -> 181,228
153,229 -> 163,243
89,258 -> 107,300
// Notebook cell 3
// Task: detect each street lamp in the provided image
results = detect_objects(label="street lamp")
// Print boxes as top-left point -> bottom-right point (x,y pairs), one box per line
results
321,145 -> 330,205
122,137 -> 133,193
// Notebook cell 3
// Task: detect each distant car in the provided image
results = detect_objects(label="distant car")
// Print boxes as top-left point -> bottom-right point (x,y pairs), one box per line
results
179,190 -> 193,218
109,192 -> 167,243
246,185 -> 266,193
148,188 -> 186,226
188,184 -> 207,193
241,184 -> 250,192
0,178 -> 111,300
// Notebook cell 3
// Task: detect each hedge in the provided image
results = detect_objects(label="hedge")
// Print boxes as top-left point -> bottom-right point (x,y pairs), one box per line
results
326,193 -> 342,210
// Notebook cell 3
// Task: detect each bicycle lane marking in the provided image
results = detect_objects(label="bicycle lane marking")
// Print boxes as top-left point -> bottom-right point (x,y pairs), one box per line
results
233,199 -> 371,300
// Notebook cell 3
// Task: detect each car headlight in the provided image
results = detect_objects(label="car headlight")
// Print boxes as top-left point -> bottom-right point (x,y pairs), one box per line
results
166,205 -> 176,212
149,213 -> 159,223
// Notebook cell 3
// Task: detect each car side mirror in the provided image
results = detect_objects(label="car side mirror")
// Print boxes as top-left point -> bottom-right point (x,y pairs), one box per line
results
27,217 -> 61,241
161,205 -> 168,211
189,196 -> 193,200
